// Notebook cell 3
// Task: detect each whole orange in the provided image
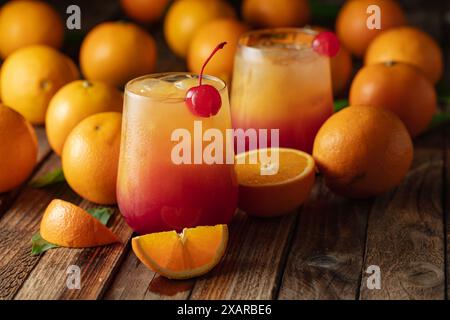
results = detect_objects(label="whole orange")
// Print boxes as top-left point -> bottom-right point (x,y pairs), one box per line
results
80,22 -> 157,88
331,46 -> 353,95
336,0 -> 406,57
1,45 -> 79,124
0,104 -> 38,193
313,106 -> 413,198
365,27 -> 444,84
242,0 -> 310,28
164,0 -> 236,58
0,0 -> 64,59
188,19 -> 249,82
65,57 -> 81,80
46,80 -> 124,156
62,112 -> 122,205
0,64 -> 2,101
350,62 -> 436,137
121,0 -> 170,24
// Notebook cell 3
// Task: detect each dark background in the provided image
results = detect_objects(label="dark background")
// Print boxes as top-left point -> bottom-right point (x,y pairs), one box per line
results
40,0 -> 450,34
1,0 -> 448,87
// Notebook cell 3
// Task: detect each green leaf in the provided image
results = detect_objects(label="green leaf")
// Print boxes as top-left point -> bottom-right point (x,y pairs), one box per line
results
31,232 -> 58,256
436,81 -> 450,106
333,99 -> 349,113
428,112 -> 450,130
86,207 -> 114,226
309,0 -> 341,21
29,168 -> 65,188
436,82 -> 450,95
438,95 -> 450,106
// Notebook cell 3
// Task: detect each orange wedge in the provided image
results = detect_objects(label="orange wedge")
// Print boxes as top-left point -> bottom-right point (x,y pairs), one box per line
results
40,199 -> 120,248
235,148 -> 315,217
132,225 -> 228,280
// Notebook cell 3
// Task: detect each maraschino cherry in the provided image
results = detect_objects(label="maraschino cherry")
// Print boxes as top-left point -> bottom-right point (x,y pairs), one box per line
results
185,42 -> 227,117
312,31 -> 340,57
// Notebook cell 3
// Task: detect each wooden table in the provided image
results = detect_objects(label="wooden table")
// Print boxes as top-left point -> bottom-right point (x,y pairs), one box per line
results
1,122 -> 448,300
0,0 -> 449,301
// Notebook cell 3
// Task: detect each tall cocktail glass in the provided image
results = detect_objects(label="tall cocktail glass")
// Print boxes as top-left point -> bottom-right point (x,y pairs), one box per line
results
231,28 -> 334,153
118,73 -> 238,234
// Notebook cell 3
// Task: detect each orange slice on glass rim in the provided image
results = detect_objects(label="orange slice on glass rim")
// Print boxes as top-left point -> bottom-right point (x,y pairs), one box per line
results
235,148 -> 316,217
132,224 -> 228,280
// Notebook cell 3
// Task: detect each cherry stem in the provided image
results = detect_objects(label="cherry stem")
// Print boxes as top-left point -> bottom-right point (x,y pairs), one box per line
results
199,42 -> 227,86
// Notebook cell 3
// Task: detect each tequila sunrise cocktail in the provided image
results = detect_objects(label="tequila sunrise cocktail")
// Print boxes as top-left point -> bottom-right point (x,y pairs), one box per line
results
117,73 -> 238,235
231,28 -> 334,153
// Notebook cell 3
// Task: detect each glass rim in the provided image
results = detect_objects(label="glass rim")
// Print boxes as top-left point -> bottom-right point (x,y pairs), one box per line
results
125,72 -> 227,99
238,27 -> 319,51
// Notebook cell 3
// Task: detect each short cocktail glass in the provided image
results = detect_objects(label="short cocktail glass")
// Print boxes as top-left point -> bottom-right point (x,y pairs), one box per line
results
118,73 -> 238,235
231,28 -> 334,153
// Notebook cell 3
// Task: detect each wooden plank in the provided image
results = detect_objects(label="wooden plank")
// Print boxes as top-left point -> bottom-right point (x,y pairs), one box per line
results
277,180 -> 371,300
14,203 -> 132,300
444,78 -> 449,300
0,151 -> 133,300
0,127 -> 51,216
189,211 -> 297,300
105,211 -> 297,300
0,155 -> 78,300
104,252 -> 193,300
446,121 -> 449,300
35,126 -> 51,163
442,20 -> 449,301
359,133 -> 446,300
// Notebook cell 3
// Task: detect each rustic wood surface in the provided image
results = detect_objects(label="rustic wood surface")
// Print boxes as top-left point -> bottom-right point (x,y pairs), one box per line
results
278,182 -> 372,300
0,125 -> 447,300
0,0 -> 448,301
360,135 -> 446,300
440,14 -> 449,301
444,27 -> 449,302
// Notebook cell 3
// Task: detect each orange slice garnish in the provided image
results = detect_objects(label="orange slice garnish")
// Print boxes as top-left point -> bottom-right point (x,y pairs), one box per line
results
40,199 -> 120,248
132,224 -> 228,280
235,148 -> 316,217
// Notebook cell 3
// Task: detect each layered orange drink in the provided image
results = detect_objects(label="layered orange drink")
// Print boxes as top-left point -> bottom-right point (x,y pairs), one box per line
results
231,28 -> 334,153
117,73 -> 238,234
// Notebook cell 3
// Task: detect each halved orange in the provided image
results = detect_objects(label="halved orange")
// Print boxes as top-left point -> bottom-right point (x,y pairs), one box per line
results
235,148 -> 315,217
40,199 -> 120,248
132,225 -> 228,280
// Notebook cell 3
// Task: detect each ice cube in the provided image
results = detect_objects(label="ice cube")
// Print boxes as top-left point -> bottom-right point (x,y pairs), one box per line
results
128,78 -> 183,99
174,77 -> 223,91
